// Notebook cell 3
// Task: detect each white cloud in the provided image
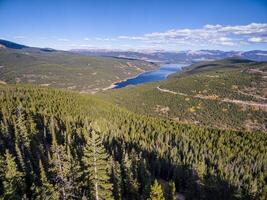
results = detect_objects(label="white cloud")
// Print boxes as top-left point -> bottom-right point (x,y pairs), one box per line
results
84,37 -> 90,41
57,38 -> 70,42
248,37 -> 267,43
115,23 -> 267,48
79,44 -> 94,47
118,36 -> 146,40
94,37 -> 116,41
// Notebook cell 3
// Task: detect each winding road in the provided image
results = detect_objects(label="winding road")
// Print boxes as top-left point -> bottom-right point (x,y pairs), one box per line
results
156,86 -> 267,111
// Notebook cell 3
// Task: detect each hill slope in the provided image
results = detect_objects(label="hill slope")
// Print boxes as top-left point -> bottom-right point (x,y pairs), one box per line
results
101,58 -> 267,132
0,85 -> 266,199
0,40 -> 157,93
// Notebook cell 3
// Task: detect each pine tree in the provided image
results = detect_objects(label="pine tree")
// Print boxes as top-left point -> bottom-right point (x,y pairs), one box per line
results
67,141 -> 83,198
259,185 -> 267,200
138,157 -> 152,199
110,159 -> 122,200
196,161 -> 206,180
121,152 -> 139,200
0,150 -> 25,199
49,144 -> 72,199
82,128 -> 114,200
32,159 -> 59,200
148,180 -> 165,200
14,107 -> 31,154
167,181 -> 176,200
49,129 -> 76,200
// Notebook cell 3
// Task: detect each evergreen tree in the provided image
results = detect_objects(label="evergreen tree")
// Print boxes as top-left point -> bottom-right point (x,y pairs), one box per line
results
0,150 -> 25,199
148,180 -> 165,200
67,145 -> 83,198
49,128 -> 76,200
32,159 -> 59,200
110,160 -> 122,200
0,85 -> 266,199
82,128 -> 114,200
138,157 -> 152,199
167,181 -> 176,200
259,185 -> 267,200
49,144 -> 72,199
121,152 -> 139,200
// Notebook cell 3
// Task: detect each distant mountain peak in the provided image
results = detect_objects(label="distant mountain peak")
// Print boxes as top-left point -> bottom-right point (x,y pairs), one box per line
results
0,39 -> 28,49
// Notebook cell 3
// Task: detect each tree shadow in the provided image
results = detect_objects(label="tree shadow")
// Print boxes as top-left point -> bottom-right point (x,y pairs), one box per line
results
107,137 -> 252,200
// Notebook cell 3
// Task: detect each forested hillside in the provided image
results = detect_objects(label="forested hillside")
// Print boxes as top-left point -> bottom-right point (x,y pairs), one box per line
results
101,59 -> 267,132
0,85 -> 266,199
0,40 -> 157,93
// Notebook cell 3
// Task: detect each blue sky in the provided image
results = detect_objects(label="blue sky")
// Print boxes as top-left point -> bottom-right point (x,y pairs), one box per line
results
0,0 -> 267,51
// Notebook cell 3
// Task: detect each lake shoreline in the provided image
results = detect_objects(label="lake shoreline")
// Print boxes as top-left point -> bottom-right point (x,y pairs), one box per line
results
110,63 -> 189,89
102,66 -> 161,91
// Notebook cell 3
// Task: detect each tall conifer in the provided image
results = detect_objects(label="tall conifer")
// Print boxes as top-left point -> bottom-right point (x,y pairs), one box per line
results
82,128 -> 114,200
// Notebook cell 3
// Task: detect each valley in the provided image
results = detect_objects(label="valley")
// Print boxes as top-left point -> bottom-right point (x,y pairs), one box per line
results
0,40 -> 267,199
1,1 -> 267,199
0,40 -> 157,93
101,58 -> 267,132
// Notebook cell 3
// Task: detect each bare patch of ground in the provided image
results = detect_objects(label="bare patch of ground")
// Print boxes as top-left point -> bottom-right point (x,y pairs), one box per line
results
247,68 -> 267,75
67,85 -> 77,90
154,105 -> 170,116
15,77 -> 21,83
205,75 -> 219,78
195,94 -> 219,100
102,83 -> 117,91
244,119 -> 267,132
0,80 -> 7,84
40,84 -> 51,87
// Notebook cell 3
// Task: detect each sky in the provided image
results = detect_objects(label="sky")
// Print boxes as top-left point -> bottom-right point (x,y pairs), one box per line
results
0,0 -> 267,51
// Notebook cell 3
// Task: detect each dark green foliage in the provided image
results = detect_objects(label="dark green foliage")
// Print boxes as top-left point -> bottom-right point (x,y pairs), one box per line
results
31,159 -> 58,200
167,181 -> 176,200
0,150 -> 25,199
0,85 -> 266,199
83,128 -> 113,200
110,159 -> 122,200
181,57 -> 254,75
121,152 -> 139,199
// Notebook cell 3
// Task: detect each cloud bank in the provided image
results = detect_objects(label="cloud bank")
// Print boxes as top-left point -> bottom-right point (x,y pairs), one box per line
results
114,23 -> 267,49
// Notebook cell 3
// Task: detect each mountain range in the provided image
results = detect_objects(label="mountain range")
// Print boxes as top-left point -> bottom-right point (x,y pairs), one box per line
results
72,49 -> 267,63
1,39 -> 266,63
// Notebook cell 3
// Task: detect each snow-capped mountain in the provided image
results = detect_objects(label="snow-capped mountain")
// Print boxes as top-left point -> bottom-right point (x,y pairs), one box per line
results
72,49 -> 267,63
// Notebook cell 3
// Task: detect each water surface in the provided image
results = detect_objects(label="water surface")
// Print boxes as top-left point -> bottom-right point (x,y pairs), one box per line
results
114,63 -> 187,89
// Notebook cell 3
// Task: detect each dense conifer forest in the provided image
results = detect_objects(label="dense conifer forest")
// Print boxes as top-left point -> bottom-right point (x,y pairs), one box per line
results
0,85 -> 266,199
